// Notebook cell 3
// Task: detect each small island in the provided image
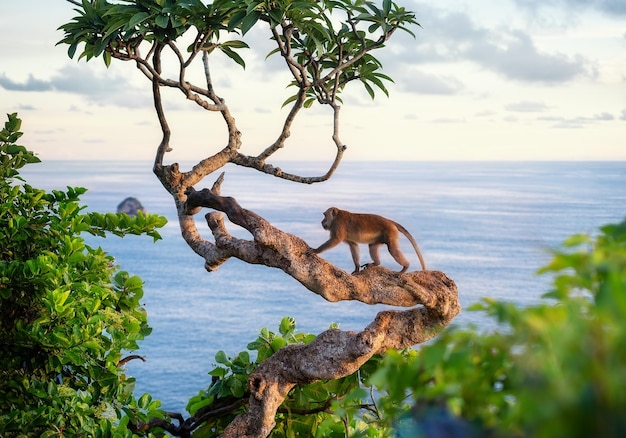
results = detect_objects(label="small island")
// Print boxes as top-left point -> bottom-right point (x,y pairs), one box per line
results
116,197 -> 146,216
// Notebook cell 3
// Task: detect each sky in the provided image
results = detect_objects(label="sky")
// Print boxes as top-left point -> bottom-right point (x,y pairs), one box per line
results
0,0 -> 625,162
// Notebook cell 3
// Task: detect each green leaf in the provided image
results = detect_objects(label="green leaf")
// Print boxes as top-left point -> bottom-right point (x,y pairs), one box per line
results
241,10 -> 261,35
270,336 -> 287,352
155,14 -> 170,28
281,93 -> 299,108
220,40 -> 249,49
219,46 -> 246,69
188,396 -> 213,415
279,316 -> 296,336
127,12 -> 150,29
215,350 -> 230,365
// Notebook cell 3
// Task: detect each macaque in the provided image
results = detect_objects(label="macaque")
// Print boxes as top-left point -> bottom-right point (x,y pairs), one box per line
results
310,207 -> 427,274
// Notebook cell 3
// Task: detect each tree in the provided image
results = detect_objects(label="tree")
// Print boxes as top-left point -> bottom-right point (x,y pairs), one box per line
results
58,1 -> 460,436
0,113 -> 167,436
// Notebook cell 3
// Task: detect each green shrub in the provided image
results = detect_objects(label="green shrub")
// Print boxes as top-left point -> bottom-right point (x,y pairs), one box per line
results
368,217 -> 626,437
0,113 -> 167,437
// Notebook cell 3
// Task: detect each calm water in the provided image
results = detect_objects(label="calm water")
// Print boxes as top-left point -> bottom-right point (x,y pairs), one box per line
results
20,160 -> 626,412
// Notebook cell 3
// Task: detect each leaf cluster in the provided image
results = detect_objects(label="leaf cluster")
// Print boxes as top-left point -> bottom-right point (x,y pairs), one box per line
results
57,0 -> 418,100
365,216 -> 626,437
0,114 -> 168,437
260,0 -> 419,102
58,0 -> 241,67
180,317 -> 387,437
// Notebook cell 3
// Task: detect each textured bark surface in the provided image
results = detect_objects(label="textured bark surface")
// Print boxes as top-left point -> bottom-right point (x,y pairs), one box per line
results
222,286 -> 459,437
182,185 -> 460,437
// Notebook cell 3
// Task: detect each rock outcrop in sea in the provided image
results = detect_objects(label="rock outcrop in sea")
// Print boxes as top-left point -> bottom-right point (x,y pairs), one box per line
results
116,197 -> 146,216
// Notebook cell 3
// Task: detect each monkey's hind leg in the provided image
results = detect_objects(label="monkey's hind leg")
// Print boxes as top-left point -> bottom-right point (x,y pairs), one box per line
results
387,243 -> 410,273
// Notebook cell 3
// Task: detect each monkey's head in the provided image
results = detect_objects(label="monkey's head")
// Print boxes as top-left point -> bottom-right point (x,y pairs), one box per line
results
321,207 -> 339,230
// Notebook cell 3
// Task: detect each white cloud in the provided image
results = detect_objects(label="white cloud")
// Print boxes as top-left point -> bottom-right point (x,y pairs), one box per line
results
594,112 -> 614,121
402,5 -> 590,83
513,0 -> 626,16
543,111 -> 618,128
1,65 -> 151,109
465,30 -> 588,83
0,73 -> 53,91
396,70 -> 464,95
505,101 -> 549,112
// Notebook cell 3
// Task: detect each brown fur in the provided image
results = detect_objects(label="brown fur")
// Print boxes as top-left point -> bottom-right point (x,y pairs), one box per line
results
311,207 -> 426,274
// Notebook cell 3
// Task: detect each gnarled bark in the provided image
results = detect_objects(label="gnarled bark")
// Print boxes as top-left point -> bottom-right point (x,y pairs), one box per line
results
182,184 -> 460,438
223,287 -> 459,437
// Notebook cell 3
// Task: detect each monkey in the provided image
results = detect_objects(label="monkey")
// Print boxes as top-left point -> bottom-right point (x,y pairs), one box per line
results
310,207 -> 426,274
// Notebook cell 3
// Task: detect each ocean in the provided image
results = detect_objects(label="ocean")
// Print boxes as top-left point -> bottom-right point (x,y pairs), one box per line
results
19,160 -> 626,412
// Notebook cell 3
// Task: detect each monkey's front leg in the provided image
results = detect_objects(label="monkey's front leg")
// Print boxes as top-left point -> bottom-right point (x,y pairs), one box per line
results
348,242 -> 361,274
355,243 -> 382,272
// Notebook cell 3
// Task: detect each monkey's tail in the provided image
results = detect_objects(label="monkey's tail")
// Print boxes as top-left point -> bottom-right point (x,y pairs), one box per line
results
395,223 -> 427,270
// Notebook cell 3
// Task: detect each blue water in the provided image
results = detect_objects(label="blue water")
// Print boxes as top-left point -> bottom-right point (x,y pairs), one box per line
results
20,160 -> 626,412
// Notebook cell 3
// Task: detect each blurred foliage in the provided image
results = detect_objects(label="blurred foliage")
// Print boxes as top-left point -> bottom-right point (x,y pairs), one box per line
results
0,113 -> 168,437
366,216 -> 626,437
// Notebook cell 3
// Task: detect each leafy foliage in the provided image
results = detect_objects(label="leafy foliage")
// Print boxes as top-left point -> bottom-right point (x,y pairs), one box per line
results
182,317 -> 386,437
365,217 -> 626,437
0,114 -> 168,437
57,0 -> 419,101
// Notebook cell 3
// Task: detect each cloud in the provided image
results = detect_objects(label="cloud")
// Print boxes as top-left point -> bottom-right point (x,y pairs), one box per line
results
0,73 -> 53,91
594,112 -> 614,121
513,0 -> 626,16
396,70 -> 464,95
466,30 -> 587,83
16,104 -> 36,111
505,101 -> 549,112
541,111 -> 618,128
432,117 -> 465,124
402,4 -> 590,84
620,109 -> 626,121
0,65 -> 151,108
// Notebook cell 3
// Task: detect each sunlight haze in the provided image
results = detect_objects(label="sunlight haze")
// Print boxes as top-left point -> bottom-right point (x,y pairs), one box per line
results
1,0 -> 624,162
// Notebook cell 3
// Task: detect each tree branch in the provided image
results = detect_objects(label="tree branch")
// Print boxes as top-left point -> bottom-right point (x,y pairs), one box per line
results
185,187 -> 455,307
222,279 -> 459,437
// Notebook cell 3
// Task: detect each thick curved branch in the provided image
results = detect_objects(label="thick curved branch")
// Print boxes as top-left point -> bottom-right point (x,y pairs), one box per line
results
185,187 -> 452,307
179,189 -> 460,437
221,274 -> 459,437
127,185 -> 459,438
